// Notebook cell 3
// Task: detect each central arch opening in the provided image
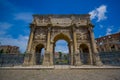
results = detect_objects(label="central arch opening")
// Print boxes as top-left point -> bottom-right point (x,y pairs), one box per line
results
53,33 -> 71,65
54,40 -> 69,65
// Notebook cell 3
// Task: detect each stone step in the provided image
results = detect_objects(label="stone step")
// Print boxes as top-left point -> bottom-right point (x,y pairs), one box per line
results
54,65 -> 70,69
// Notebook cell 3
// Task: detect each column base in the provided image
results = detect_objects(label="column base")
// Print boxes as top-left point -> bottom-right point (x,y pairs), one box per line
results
95,60 -> 103,66
50,61 -> 53,66
42,52 -> 51,66
42,62 -> 51,66
94,53 -> 103,66
75,62 -> 82,66
29,62 -> 36,65
23,53 -> 32,66
23,62 -> 29,66
74,53 -> 82,66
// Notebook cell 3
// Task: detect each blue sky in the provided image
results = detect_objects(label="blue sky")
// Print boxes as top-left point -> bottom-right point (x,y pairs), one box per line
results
0,0 -> 120,53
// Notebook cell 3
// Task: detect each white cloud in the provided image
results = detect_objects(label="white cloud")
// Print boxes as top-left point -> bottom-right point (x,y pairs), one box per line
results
0,35 -> 29,53
0,22 -> 13,35
97,5 -> 107,21
89,10 -> 97,20
0,22 -> 12,30
89,5 -> 107,22
106,28 -> 112,35
55,40 -> 69,53
14,12 -> 33,23
55,46 -> 69,53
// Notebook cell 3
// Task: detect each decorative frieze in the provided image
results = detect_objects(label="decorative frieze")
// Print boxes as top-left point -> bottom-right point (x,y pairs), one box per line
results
33,14 -> 90,27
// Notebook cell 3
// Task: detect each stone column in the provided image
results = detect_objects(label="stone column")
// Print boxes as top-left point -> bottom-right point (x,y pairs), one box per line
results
53,43 -> 55,64
88,45 -> 93,65
72,27 -> 82,66
89,26 -> 103,66
29,45 -> 36,65
69,41 -> 74,65
23,24 -> 36,66
50,42 -> 54,65
26,24 -> 35,52
43,27 -> 51,66
46,27 -> 51,52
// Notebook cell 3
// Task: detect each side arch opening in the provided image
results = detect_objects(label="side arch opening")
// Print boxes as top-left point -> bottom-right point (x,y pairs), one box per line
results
79,44 -> 90,65
35,44 -> 45,65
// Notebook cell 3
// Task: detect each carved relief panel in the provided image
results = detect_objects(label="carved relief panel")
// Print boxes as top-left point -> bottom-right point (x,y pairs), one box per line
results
34,27 -> 47,41
35,16 -> 51,26
51,27 -> 71,37
76,27 -> 89,43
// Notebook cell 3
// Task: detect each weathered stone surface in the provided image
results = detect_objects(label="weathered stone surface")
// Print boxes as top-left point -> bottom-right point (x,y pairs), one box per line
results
33,14 -> 90,27
0,45 -> 20,54
0,69 -> 120,80
24,14 -> 102,66
96,32 -> 120,52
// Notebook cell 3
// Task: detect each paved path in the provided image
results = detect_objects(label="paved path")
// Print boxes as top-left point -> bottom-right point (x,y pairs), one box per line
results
0,69 -> 120,80
1,65 -> 120,69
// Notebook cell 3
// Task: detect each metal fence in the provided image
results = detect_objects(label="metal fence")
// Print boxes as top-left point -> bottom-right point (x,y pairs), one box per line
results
0,52 -> 120,67
99,51 -> 120,66
0,54 -> 24,67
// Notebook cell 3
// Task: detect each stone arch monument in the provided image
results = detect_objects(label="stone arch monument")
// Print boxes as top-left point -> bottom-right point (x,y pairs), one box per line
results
23,14 -> 103,66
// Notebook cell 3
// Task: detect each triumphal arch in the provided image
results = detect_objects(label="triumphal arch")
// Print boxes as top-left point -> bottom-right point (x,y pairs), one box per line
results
23,14 -> 103,66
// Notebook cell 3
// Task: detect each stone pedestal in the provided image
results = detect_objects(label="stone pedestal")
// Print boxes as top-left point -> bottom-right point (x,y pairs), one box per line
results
42,52 -> 51,66
23,52 -> 32,66
74,52 -> 82,66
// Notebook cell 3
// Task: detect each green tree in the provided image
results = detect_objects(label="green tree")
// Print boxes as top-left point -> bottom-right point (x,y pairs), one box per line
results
0,49 -> 3,54
58,52 -> 62,59
64,54 -> 68,60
